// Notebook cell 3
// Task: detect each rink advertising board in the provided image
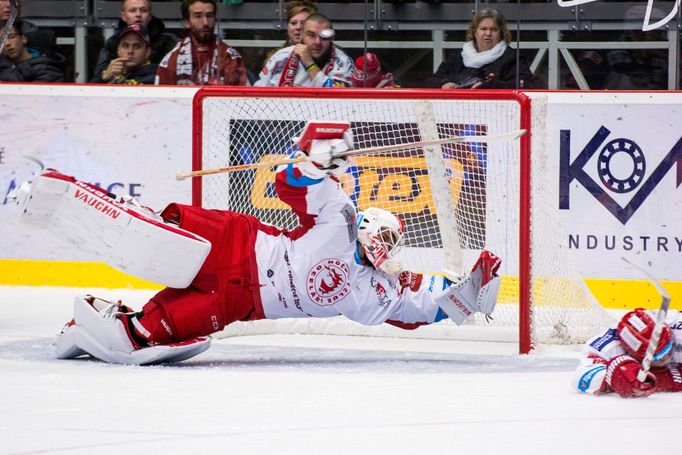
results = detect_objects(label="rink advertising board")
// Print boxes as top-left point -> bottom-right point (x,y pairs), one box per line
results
542,92 -> 682,306
0,84 -> 197,288
0,86 -> 679,308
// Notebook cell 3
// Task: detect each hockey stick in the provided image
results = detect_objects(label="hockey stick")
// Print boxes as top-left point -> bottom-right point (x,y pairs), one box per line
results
176,128 -> 526,180
0,0 -> 18,54
621,257 -> 672,382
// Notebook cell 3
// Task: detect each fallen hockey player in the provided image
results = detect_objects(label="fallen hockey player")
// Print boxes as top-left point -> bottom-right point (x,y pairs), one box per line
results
573,307 -> 682,397
10,121 -> 502,365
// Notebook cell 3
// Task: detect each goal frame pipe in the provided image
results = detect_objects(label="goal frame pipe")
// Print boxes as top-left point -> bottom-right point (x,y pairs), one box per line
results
191,87 -> 533,354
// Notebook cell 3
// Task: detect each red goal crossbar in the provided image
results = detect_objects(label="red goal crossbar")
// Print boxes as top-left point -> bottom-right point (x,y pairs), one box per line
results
191,87 -> 533,353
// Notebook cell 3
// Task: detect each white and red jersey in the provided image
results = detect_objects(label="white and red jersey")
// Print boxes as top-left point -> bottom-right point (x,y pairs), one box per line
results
251,161 -> 446,326
572,310 -> 682,395
254,45 -> 353,88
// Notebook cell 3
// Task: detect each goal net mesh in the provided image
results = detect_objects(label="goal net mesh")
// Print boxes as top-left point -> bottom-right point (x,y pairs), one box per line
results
195,90 -> 613,347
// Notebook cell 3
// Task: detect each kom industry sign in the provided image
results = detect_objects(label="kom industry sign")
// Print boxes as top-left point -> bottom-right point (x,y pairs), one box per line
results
545,93 -> 682,280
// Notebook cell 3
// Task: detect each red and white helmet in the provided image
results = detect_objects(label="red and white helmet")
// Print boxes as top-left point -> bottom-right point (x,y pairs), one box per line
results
617,308 -> 673,366
357,207 -> 405,271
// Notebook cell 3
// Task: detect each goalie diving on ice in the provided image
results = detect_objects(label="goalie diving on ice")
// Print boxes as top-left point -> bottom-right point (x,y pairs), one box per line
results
10,121 -> 502,365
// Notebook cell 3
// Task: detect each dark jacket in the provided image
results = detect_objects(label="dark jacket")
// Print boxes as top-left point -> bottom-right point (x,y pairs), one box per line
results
0,49 -> 66,82
91,61 -> 158,85
424,45 -> 536,89
91,16 -> 177,82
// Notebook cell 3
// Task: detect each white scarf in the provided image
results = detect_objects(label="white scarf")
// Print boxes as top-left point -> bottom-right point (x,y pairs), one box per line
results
461,40 -> 507,68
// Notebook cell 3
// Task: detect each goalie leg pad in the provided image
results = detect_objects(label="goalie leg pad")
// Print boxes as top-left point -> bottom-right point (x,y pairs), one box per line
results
54,295 -> 211,365
54,320 -> 88,359
160,203 -> 258,283
16,170 -> 211,288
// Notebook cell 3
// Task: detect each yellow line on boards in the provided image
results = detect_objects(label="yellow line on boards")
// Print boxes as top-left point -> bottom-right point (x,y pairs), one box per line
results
585,278 -> 681,310
0,259 -> 163,290
0,260 -> 679,310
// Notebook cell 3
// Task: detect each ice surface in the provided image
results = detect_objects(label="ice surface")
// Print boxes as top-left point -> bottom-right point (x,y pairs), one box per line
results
1,286 -> 681,455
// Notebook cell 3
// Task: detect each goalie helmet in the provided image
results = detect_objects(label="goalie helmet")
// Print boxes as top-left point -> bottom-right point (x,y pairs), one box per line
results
356,207 -> 405,272
617,308 -> 673,366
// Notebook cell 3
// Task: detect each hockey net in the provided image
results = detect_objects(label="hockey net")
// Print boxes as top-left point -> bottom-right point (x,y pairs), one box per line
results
192,87 -> 613,353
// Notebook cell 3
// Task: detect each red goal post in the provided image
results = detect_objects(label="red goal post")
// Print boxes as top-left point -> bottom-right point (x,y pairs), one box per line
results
191,87 -> 611,354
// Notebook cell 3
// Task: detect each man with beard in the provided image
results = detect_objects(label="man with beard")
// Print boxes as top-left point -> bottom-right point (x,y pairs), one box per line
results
155,0 -> 246,85
255,13 -> 353,87
91,0 -> 177,83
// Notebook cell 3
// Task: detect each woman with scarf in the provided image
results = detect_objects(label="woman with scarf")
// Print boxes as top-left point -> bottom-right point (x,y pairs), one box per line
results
260,0 -> 318,67
425,8 -> 535,89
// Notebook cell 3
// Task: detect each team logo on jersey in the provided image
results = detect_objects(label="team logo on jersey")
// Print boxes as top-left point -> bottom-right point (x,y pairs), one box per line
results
578,365 -> 606,392
589,327 -> 617,351
307,258 -> 351,306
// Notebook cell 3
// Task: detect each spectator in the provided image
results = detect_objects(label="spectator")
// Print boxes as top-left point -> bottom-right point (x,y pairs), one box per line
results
92,0 -> 177,82
155,0 -> 247,85
0,20 -> 65,82
0,0 -> 29,30
602,5 -> 668,90
351,52 -> 398,88
255,13 -> 353,87
424,8 -> 535,89
0,0 -> 12,22
562,50 -> 611,90
91,24 -> 157,85
1,0 -> 60,58
261,0 -> 318,67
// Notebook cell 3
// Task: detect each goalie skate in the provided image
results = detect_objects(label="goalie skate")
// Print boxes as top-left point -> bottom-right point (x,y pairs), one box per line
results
54,295 -> 211,365
11,170 -> 211,288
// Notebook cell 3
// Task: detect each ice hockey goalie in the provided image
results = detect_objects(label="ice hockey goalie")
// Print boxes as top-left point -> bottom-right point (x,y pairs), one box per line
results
11,121 -> 503,365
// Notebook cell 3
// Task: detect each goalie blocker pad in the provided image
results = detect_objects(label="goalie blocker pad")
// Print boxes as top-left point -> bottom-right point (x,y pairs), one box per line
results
294,121 -> 351,152
15,170 -> 211,288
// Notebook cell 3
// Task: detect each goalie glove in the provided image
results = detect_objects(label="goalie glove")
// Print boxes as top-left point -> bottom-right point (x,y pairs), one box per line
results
605,354 -> 657,398
435,250 -> 502,324
293,121 -> 353,180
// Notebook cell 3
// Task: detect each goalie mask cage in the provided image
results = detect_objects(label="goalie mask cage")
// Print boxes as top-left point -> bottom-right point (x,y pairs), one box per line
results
192,87 -> 612,354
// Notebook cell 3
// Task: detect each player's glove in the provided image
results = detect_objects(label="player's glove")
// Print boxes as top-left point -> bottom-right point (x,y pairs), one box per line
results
605,355 -> 657,398
296,130 -> 353,180
651,364 -> 682,393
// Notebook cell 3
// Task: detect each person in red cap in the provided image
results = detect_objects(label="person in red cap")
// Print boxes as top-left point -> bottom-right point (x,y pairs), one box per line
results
572,307 -> 682,397
93,24 -> 157,84
352,52 -> 397,88
91,0 -> 177,83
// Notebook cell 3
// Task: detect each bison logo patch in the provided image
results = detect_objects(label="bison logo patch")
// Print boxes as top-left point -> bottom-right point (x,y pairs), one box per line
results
307,258 -> 351,306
